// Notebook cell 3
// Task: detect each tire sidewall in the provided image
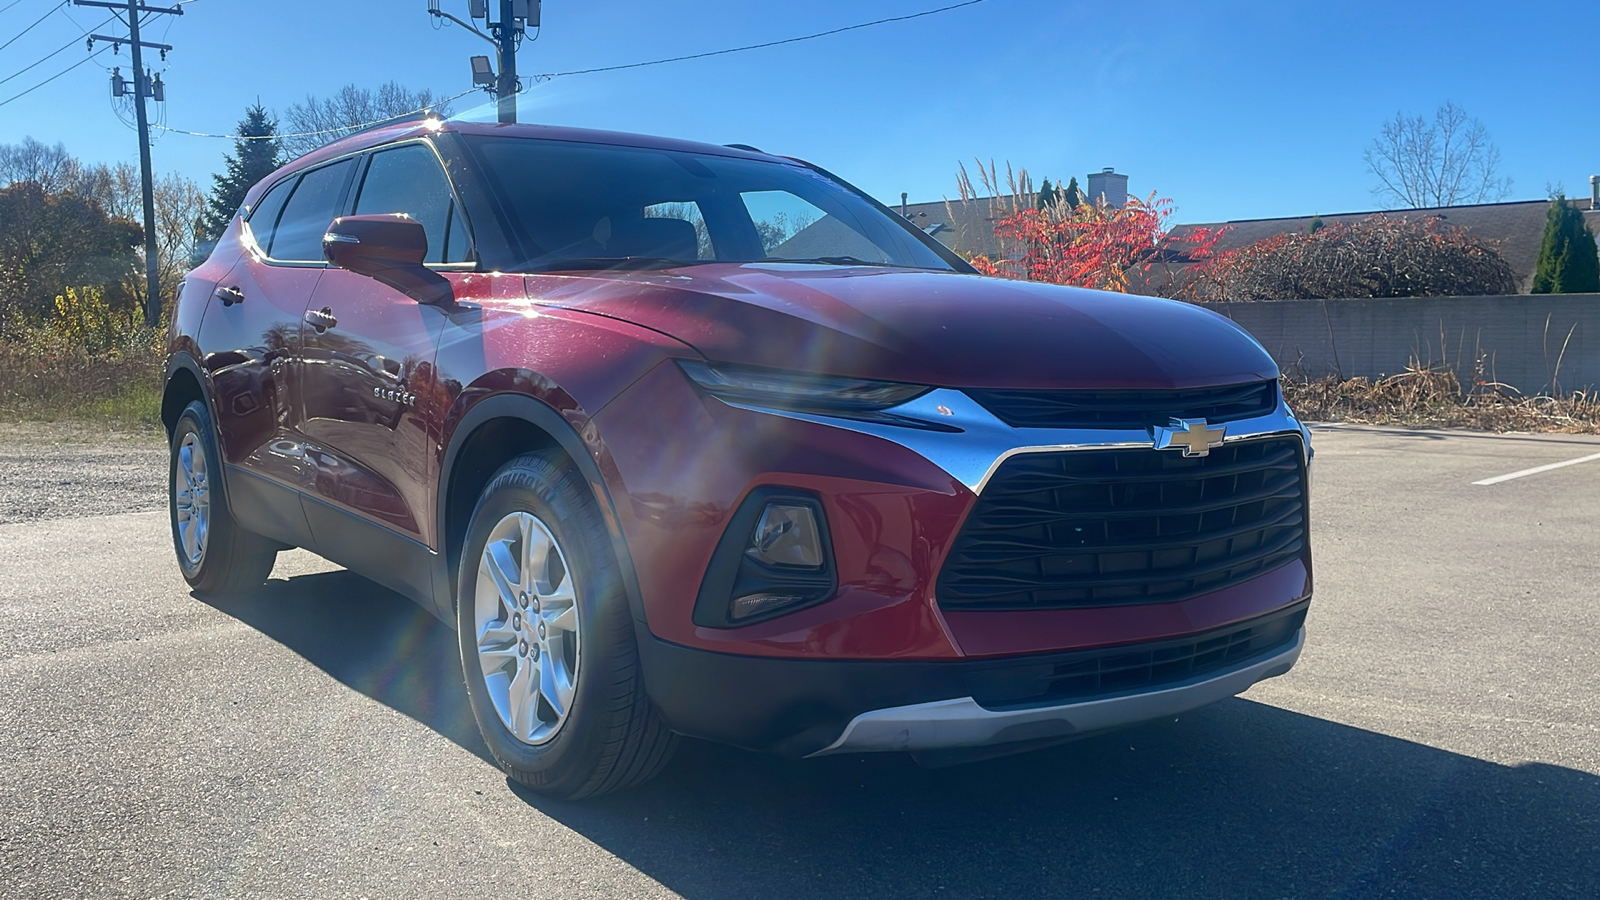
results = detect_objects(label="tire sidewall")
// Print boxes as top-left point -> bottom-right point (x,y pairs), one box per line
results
456,455 -> 630,794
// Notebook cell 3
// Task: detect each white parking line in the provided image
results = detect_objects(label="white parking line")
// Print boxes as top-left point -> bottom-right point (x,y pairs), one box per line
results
1472,451 -> 1600,486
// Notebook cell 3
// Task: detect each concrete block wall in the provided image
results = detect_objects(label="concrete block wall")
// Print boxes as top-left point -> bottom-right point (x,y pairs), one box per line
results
1198,294 -> 1600,396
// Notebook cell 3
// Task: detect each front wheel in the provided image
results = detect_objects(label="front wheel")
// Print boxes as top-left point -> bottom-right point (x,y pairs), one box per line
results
168,400 -> 278,595
457,452 -> 676,798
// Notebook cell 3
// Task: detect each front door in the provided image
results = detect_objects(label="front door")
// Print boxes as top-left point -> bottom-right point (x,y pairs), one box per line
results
298,141 -> 473,562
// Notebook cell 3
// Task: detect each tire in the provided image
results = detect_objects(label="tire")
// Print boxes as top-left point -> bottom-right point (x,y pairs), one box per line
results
457,452 -> 676,798
168,400 -> 278,595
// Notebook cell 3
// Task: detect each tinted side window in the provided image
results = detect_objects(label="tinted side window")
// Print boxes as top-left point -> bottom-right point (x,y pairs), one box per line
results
271,159 -> 354,262
245,176 -> 296,252
353,144 -> 466,263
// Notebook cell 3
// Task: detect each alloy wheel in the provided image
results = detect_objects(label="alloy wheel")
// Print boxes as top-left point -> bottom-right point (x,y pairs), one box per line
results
473,511 -> 581,745
174,432 -> 210,567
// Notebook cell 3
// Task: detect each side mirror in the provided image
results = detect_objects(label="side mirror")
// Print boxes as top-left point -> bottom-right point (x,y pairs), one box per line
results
322,214 -> 454,306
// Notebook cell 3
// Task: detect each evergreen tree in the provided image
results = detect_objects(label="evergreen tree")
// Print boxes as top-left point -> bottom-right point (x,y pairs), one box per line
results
1036,178 -> 1058,210
1062,176 -> 1082,209
1532,193 -> 1600,294
196,104 -> 283,250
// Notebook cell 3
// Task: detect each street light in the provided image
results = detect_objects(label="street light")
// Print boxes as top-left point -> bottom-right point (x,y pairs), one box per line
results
470,54 -> 495,85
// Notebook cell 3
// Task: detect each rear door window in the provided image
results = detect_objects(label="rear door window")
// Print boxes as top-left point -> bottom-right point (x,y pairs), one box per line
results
270,159 -> 355,262
352,143 -> 469,263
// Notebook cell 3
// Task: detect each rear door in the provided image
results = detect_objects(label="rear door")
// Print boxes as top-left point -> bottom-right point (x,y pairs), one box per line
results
198,158 -> 355,547
299,141 -> 472,563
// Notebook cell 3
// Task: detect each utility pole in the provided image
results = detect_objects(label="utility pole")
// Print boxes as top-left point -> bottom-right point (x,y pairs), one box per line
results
428,1 -> 537,125
77,0 -> 182,329
494,0 -> 518,124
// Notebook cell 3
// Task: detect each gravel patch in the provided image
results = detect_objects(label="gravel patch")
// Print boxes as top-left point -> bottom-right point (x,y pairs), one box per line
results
0,423 -> 167,524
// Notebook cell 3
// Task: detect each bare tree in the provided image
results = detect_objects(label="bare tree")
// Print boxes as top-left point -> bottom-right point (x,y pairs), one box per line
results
0,137 -> 84,193
1364,102 -> 1512,209
279,82 -> 454,159
75,162 -> 205,309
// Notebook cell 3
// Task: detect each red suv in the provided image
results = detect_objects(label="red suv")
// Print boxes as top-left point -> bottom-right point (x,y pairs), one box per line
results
165,120 -> 1312,797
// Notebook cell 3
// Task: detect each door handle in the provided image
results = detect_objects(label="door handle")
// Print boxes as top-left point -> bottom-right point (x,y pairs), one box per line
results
304,306 -> 338,333
215,285 -> 245,307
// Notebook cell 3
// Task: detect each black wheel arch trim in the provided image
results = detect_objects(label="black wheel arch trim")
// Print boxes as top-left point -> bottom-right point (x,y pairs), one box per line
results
436,392 -> 649,629
162,351 -> 213,433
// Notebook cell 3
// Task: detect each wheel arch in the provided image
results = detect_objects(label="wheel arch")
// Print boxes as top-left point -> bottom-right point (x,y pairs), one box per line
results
438,392 -> 648,628
162,352 -> 209,438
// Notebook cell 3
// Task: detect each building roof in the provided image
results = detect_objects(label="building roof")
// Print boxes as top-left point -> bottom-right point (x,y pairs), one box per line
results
1168,198 -> 1600,293
889,196 -> 1020,259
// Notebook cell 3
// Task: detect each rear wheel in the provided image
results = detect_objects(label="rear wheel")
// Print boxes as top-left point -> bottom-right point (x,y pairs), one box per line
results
457,452 -> 675,798
168,400 -> 278,595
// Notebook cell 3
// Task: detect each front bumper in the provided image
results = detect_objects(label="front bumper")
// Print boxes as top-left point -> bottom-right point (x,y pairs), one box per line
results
811,627 -> 1303,758
636,600 -> 1308,758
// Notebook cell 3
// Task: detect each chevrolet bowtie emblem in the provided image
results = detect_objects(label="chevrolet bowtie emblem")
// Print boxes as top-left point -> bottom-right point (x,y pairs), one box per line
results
1152,418 -> 1226,457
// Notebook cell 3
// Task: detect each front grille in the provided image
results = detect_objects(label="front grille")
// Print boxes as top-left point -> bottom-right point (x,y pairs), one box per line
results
964,602 -> 1308,708
967,381 -> 1277,429
937,437 -> 1306,611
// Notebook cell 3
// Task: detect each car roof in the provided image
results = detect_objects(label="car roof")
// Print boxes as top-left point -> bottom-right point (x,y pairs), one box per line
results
243,119 -> 787,210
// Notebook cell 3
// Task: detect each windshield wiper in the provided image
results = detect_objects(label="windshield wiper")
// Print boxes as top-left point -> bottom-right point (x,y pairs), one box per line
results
769,256 -> 901,268
526,257 -> 715,273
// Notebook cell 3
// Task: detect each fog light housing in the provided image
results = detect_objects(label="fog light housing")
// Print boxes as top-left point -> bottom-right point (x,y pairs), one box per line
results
748,503 -> 823,569
693,490 -> 837,627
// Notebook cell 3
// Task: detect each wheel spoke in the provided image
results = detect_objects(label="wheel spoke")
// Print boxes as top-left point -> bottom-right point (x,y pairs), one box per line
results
483,540 -> 521,609
506,661 -> 535,740
542,600 -> 577,635
180,514 -> 200,560
476,618 -> 518,663
520,513 -> 552,593
539,651 -> 573,720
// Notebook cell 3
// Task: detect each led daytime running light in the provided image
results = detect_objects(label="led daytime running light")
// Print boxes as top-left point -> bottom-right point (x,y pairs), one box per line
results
678,360 -> 930,413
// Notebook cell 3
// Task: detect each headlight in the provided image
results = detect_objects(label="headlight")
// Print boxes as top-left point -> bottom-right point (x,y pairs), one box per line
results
677,360 -> 931,414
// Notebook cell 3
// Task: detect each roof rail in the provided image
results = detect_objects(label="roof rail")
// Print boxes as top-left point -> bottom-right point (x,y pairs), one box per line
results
724,143 -> 764,153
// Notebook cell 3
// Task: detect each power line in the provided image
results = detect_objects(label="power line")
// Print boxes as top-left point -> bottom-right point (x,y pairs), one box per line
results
529,0 -> 994,79
0,0 -> 65,53
0,0 -> 35,16
157,0 -> 999,141
0,44 -> 105,107
153,85 -> 479,140
0,13 -> 113,86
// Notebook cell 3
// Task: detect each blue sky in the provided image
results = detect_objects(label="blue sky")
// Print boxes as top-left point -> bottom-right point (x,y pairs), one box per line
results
2,0 -> 1596,225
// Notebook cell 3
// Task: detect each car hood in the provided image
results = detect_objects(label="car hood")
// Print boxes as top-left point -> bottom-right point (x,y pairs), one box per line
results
526,263 -> 1277,390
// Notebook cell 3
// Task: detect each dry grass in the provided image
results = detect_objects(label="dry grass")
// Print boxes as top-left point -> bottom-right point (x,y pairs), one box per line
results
0,287 -> 164,431
0,333 -> 163,432
1283,364 -> 1600,433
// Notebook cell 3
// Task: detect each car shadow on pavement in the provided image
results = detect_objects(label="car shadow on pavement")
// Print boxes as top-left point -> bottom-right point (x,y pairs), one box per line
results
194,569 -> 494,766
200,572 -> 1600,899
522,702 -> 1600,899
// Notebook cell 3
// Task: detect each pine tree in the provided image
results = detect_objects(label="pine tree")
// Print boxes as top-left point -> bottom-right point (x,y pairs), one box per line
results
196,104 -> 283,249
1533,193 -> 1600,294
1036,178 -> 1058,210
1062,176 -> 1082,209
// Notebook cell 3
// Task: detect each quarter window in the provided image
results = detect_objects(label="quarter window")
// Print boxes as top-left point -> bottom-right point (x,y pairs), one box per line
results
245,176 -> 296,254
270,159 -> 354,262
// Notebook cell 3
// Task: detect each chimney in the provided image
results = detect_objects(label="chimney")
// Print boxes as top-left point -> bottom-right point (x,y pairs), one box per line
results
901,192 -> 909,217
1590,175 -> 1598,211
1086,167 -> 1128,208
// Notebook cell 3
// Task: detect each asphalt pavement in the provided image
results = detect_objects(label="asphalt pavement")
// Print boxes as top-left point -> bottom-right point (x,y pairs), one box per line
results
0,424 -> 1597,899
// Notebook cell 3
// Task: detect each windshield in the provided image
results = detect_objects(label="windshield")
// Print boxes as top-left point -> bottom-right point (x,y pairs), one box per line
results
458,135 -> 959,273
